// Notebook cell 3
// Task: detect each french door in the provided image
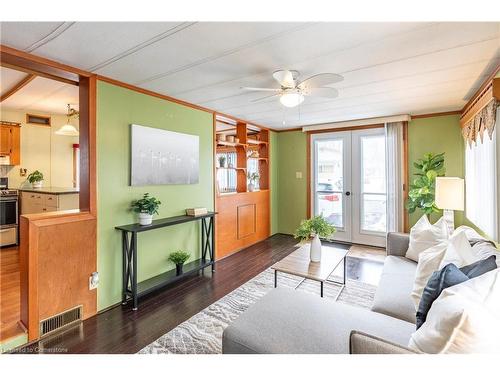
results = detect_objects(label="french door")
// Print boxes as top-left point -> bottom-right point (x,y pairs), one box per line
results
311,128 -> 387,247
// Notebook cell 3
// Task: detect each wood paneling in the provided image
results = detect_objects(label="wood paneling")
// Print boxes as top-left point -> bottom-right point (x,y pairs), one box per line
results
216,190 -> 270,259
78,75 -> 97,214
237,204 -> 256,239
20,212 -> 97,341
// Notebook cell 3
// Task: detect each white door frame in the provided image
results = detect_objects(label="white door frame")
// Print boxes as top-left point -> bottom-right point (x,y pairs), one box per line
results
351,128 -> 387,247
310,128 -> 387,247
311,131 -> 352,243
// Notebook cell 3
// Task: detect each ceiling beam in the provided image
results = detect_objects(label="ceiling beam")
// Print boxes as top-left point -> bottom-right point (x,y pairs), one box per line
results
0,73 -> 36,102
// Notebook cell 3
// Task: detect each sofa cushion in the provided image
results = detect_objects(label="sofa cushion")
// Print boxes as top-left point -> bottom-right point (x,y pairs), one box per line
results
371,256 -> 417,323
222,288 -> 415,354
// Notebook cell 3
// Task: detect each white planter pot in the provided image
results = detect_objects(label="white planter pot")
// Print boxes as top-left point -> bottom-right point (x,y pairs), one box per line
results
32,181 -> 43,188
310,234 -> 322,262
138,212 -> 153,225
248,183 -> 255,192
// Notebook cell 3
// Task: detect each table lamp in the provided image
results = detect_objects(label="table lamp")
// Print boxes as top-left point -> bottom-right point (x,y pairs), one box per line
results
435,177 -> 464,235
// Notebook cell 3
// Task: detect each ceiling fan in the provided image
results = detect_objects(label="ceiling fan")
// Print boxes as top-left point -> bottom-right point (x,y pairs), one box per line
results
241,70 -> 343,108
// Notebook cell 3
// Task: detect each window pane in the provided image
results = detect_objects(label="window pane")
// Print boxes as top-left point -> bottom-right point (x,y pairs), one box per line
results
247,158 -> 260,190
362,136 -> 386,193
316,192 -> 343,227
316,140 -> 343,191
362,194 -> 387,232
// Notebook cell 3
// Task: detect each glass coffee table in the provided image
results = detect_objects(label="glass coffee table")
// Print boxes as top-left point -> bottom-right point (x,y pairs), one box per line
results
271,244 -> 348,298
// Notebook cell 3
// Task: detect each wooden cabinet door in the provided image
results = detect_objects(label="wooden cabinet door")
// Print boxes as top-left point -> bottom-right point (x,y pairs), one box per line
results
9,125 -> 20,165
0,126 -> 11,156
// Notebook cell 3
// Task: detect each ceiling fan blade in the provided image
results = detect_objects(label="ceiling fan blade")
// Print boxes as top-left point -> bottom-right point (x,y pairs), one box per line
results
298,73 -> 343,90
241,86 -> 281,92
272,70 -> 298,88
303,87 -> 339,98
250,93 -> 280,103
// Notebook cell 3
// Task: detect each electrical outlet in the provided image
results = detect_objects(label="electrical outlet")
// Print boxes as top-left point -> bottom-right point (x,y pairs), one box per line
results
296,171 -> 303,179
89,272 -> 99,290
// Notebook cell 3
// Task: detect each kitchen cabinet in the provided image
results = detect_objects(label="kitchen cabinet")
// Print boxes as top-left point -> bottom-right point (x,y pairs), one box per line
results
0,122 -> 21,165
20,191 -> 79,214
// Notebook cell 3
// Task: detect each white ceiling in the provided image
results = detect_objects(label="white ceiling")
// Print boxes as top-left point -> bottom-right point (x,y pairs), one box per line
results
1,22 -> 499,129
0,66 -> 78,114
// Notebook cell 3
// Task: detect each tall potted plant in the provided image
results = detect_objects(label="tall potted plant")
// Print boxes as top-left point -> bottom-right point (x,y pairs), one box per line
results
27,170 -> 44,188
294,215 -> 336,262
130,193 -> 161,225
407,152 -> 445,216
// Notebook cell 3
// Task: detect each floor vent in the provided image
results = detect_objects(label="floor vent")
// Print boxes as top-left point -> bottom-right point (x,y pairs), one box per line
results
39,305 -> 82,337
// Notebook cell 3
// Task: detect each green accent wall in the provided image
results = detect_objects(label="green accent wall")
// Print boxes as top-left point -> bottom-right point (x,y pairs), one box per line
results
408,114 -> 465,227
276,131 -> 308,235
273,114 -> 468,235
97,82 -> 214,311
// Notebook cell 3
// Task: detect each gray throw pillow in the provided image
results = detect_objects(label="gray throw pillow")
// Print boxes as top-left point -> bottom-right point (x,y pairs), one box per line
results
416,255 -> 497,329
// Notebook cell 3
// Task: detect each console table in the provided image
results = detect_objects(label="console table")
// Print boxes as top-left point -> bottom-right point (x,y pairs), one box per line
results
115,212 -> 216,310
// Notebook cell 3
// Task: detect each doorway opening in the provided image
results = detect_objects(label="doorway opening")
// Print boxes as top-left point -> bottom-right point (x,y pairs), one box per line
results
311,128 -> 387,247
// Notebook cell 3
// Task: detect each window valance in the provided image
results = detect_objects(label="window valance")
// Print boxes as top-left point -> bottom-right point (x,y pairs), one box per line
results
462,99 -> 498,147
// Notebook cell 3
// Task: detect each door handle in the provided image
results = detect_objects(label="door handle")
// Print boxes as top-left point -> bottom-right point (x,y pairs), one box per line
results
345,191 -> 351,196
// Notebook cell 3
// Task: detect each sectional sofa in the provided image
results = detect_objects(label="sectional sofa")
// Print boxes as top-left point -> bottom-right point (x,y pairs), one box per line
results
222,230 -> 496,354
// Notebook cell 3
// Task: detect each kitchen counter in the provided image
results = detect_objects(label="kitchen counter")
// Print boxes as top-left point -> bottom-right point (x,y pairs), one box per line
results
17,186 -> 79,195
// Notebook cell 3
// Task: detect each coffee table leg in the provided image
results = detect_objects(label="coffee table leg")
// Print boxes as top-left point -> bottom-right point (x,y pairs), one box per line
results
274,269 -> 277,288
320,281 -> 324,297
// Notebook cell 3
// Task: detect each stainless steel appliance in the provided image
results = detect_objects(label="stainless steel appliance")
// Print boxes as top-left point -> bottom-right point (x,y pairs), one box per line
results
0,177 -> 19,247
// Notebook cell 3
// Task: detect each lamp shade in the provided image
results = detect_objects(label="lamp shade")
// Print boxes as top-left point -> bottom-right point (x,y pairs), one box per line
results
435,177 -> 464,211
55,124 -> 79,136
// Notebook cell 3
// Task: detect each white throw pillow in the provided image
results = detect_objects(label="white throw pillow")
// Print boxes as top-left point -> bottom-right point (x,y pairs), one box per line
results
409,269 -> 500,353
410,241 -> 448,310
405,215 -> 448,262
439,231 -> 482,269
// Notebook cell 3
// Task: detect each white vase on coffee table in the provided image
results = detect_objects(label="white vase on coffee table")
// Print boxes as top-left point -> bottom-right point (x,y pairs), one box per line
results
310,234 -> 322,262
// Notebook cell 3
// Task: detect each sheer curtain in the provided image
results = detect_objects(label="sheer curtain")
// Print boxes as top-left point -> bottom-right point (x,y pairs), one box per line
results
385,122 -> 404,232
465,118 -> 498,241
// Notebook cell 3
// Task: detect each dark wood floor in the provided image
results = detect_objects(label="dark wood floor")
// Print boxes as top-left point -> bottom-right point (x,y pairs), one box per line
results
13,234 -> 384,354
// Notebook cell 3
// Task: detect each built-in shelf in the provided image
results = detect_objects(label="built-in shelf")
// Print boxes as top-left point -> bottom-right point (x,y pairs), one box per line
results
216,167 -> 246,170
247,139 -> 268,145
247,157 -> 268,161
216,140 -> 247,147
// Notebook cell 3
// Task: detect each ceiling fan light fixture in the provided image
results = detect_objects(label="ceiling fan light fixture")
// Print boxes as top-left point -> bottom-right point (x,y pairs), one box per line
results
280,92 -> 304,108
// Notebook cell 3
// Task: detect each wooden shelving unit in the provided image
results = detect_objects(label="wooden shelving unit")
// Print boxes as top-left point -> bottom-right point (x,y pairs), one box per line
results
214,115 -> 271,259
215,121 -> 270,194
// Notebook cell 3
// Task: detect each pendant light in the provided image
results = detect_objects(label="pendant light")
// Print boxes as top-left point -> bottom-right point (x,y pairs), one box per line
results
55,104 -> 79,136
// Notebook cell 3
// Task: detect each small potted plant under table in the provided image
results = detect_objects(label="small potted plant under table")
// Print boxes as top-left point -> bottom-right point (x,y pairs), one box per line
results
168,250 -> 191,275
130,193 -> 161,225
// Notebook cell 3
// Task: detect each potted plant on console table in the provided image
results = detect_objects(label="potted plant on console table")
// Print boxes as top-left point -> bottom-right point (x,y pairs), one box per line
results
27,170 -> 44,188
168,250 -> 191,275
130,193 -> 161,225
294,215 -> 336,262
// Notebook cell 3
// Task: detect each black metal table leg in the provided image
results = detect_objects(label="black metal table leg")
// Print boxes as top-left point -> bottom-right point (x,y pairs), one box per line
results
132,232 -> 138,310
274,269 -> 277,288
210,216 -> 215,272
321,281 -> 324,297
121,231 -> 127,304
